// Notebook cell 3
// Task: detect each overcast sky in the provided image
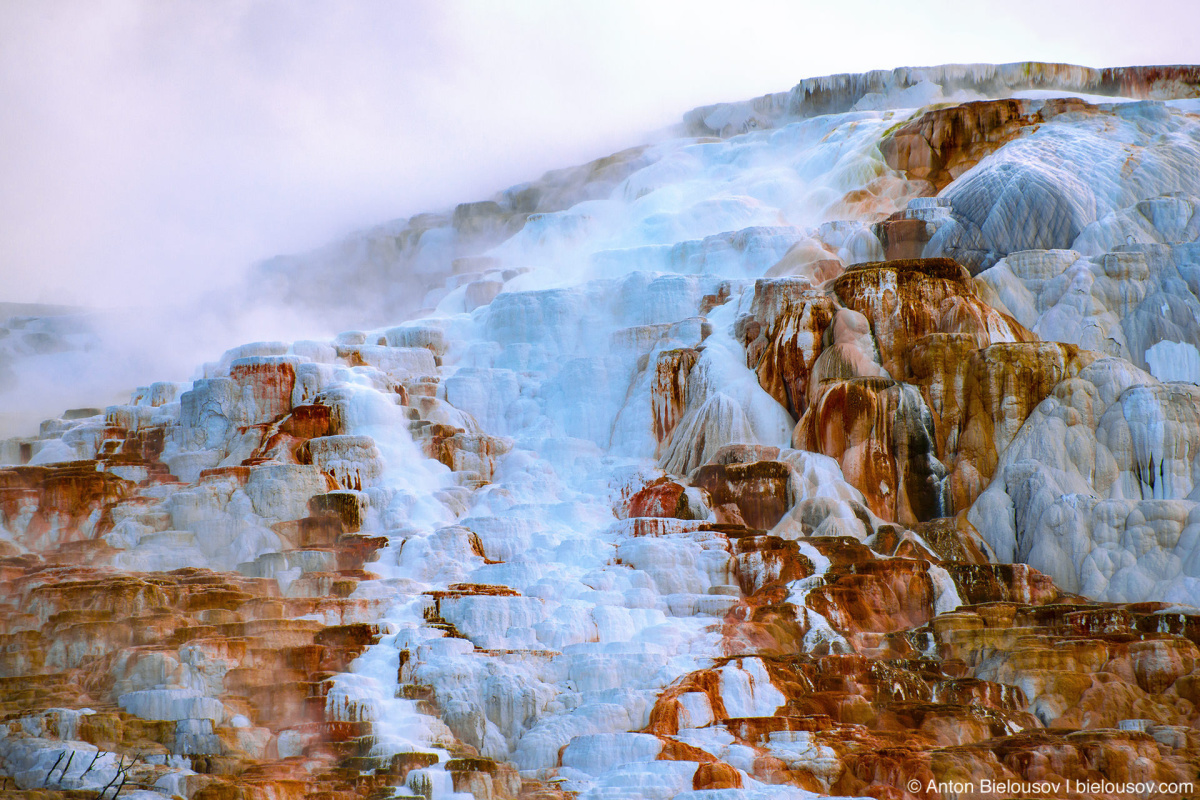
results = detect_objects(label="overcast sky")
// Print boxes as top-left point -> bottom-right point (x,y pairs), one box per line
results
2,0 -> 1197,306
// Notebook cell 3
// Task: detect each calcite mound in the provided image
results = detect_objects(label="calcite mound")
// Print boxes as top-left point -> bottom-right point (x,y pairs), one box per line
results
880,97 -> 1102,194
735,258 -> 1099,526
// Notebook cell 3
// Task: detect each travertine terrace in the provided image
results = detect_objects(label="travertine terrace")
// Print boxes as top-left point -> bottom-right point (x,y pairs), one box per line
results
4,62 -> 1200,799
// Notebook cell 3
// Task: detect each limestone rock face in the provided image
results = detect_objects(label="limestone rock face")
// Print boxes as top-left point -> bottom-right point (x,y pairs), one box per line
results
830,258 -> 1032,381
736,259 -> 1062,524
690,461 -> 791,530
924,103 -> 1200,273
970,359 -> 1200,604
912,337 -> 1100,511
979,243 -> 1200,382
880,98 -> 1074,193
5,61 -> 1200,800
740,280 -> 836,419
794,376 -> 947,525
684,63 -> 1200,138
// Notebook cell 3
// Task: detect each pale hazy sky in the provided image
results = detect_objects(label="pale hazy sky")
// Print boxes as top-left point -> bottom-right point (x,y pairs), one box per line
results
2,0 -> 1197,305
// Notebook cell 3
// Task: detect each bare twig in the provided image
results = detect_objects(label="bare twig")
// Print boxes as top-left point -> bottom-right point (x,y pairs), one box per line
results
81,749 -> 103,777
97,751 -> 139,799
98,755 -> 124,798
57,750 -> 75,783
44,750 -> 65,785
